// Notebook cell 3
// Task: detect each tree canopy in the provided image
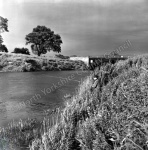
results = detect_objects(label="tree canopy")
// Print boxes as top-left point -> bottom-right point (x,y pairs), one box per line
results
12,47 -> 30,55
25,26 -> 62,56
0,16 -> 9,53
0,16 -> 9,44
0,44 -> 8,53
0,16 -> 9,33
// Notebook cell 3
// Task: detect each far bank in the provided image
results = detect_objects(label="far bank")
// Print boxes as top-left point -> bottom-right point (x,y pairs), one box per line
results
0,53 -> 88,72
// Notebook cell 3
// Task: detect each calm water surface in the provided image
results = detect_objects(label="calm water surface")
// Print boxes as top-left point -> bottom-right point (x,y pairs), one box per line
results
0,71 -> 90,127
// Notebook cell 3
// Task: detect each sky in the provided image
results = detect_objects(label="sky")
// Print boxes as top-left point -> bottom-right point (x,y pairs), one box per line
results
0,0 -> 148,56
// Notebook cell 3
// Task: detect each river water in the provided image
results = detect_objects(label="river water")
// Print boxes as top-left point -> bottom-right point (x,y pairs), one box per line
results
0,71 -> 90,127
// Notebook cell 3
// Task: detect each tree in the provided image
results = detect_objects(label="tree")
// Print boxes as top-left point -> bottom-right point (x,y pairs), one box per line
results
0,16 -> 9,52
0,16 -> 8,33
25,26 -> 62,56
0,44 -> 8,52
0,16 -> 9,44
12,47 -> 30,55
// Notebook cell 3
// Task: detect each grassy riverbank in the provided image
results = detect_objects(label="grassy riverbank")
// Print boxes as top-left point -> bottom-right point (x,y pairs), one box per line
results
0,53 -> 88,72
1,54 -> 148,150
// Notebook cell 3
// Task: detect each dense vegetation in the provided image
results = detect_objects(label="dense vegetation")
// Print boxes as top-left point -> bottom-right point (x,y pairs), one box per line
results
0,16 -> 9,53
0,44 -> 8,53
12,47 -> 30,55
0,54 -> 148,149
28,54 -> 148,150
25,26 -> 62,56
0,53 -> 88,72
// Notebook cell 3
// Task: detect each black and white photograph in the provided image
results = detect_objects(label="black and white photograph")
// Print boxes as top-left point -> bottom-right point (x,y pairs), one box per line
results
0,0 -> 148,149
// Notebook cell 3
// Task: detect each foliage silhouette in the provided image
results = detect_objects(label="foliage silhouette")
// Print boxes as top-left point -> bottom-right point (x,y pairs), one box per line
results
12,47 -> 30,55
25,26 -> 62,56
0,44 -> 8,52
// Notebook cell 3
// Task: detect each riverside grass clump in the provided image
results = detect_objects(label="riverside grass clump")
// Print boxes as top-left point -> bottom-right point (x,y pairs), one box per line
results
0,118 -> 42,149
29,54 -> 148,150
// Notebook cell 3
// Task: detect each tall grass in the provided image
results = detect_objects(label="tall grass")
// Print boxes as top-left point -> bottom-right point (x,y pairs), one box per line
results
1,54 -> 148,150
28,54 -> 148,150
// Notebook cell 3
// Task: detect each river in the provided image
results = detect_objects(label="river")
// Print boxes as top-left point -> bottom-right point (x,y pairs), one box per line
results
0,71 -> 90,127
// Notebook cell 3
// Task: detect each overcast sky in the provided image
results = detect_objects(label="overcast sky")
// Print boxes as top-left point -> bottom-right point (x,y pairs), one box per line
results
0,0 -> 148,56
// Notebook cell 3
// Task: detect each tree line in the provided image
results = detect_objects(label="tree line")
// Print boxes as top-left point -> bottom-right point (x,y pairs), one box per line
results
0,16 -> 63,56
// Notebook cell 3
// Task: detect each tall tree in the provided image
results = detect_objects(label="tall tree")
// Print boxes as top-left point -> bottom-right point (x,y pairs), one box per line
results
25,26 -> 62,56
0,16 -> 9,52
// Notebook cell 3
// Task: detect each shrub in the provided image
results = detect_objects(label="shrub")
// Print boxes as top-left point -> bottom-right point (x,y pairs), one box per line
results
12,47 -> 30,55
0,44 -> 8,52
55,54 -> 69,59
25,59 -> 41,71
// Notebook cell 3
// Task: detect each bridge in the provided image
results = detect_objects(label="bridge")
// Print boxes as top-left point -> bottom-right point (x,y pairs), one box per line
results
89,56 -> 127,70
69,56 -> 128,70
